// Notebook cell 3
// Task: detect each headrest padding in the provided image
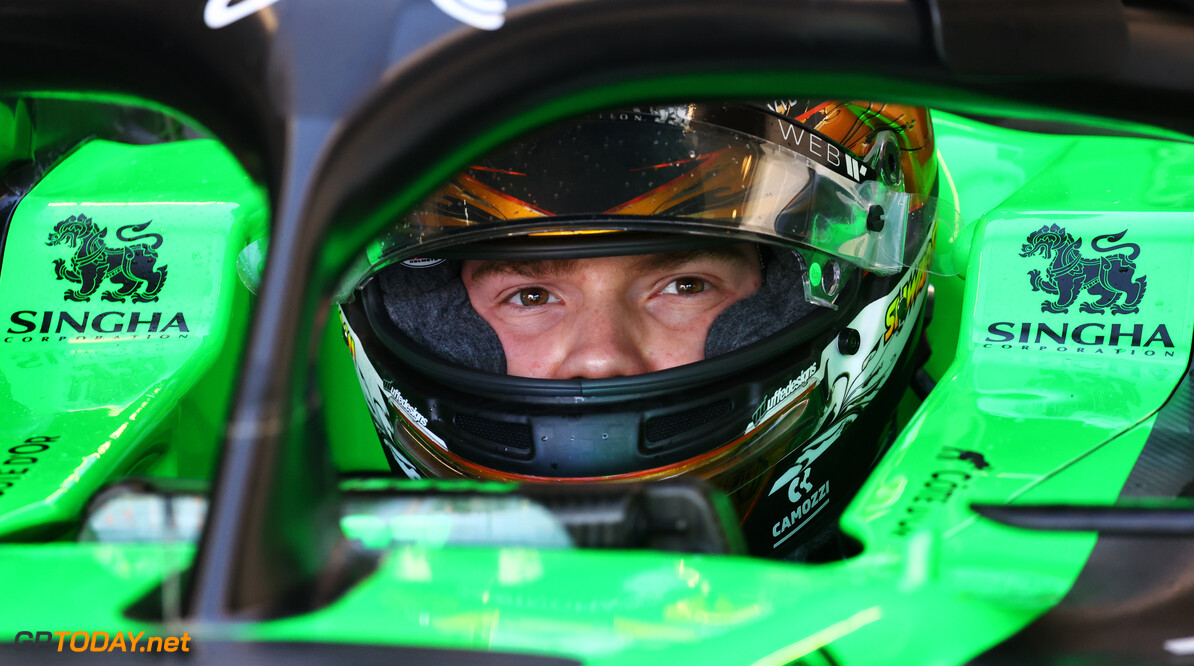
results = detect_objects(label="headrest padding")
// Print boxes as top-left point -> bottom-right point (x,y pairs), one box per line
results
379,260 -> 507,374
705,248 -> 818,358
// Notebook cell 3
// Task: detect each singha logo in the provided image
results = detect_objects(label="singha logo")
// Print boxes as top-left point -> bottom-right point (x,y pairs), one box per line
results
46,214 -> 168,303
1020,224 -> 1147,315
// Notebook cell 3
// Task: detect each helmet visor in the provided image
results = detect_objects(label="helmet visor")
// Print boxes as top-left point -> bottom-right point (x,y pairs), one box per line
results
352,105 -> 960,292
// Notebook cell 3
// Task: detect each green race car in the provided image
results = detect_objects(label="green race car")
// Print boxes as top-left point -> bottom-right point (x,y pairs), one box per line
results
2,1 -> 1194,663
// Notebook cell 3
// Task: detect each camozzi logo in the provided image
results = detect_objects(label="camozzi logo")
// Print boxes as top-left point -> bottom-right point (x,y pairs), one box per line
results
984,224 -> 1174,357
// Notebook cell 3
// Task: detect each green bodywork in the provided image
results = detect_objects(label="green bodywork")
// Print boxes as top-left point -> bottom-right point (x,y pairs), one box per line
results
0,110 -> 1192,664
0,138 -> 267,539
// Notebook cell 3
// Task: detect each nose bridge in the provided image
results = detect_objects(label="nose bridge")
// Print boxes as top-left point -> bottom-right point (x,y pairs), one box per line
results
559,291 -> 648,379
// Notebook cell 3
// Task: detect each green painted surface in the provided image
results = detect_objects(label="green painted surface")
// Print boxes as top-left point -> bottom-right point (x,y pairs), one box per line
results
0,99 -> 1189,665
270,110 -> 1194,663
0,542 -> 194,625
0,138 -> 265,538
320,312 -> 391,472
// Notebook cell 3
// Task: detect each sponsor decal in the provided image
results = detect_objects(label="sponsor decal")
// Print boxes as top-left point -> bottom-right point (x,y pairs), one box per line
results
1021,225 -> 1147,315
758,234 -> 937,552
46,215 -> 168,304
747,363 -> 818,432
983,321 -> 1175,356
7,215 -> 190,344
765,100 -> 862,179
891,446 -> 992,537
339,309 -> 432,478
0,437 -> 54,499
937,446 -> 990,471
983,224 -> 1175,357
384,381 -> 447,451
763,100 -> 918,188
400,257 -> 446,269
774,119 -> 860,181
884,231 -> 933,343
383,385 -> 430,430
692,103 -> 873,185
768,461 -> 830,549
5,311 -> 189,343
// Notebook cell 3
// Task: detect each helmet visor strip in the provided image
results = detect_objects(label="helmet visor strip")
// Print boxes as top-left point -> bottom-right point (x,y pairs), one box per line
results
351,107 -> 961,293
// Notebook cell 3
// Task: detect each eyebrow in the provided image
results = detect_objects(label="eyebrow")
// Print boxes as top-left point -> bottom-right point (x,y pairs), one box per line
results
466,257 -> 581,282
466,245 -> 755,282
630,246 -> 755,273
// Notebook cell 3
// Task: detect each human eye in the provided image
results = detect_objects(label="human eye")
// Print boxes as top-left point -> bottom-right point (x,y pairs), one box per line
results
506,286 -> 561,307
659,276 -> 708,296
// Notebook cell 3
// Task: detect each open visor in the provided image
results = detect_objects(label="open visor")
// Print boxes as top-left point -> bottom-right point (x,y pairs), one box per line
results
344,105 -> 961,293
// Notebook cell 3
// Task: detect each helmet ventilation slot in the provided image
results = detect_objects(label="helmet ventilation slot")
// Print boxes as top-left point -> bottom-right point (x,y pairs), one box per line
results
643,399 -> 734,448
453,413 -> 534,456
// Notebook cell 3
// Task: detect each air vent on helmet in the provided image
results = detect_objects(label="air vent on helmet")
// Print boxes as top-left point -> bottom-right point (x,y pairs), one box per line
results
453,413 -> 533,458
643,399 -> 734,447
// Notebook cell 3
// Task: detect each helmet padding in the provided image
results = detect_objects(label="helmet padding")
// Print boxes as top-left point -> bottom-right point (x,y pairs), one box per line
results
704,247 -> 819,358
380,246 -> 817,373
379,260 -> 507,374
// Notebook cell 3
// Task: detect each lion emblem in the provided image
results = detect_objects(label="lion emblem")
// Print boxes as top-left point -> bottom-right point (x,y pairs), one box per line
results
46,214 -> 169,303
1020,224 -> 1147,315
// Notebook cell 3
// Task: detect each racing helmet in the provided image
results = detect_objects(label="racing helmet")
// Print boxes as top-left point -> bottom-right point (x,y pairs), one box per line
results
339,100 -> 949,559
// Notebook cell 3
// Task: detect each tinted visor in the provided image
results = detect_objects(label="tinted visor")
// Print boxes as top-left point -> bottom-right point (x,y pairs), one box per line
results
355,104 -> 959,290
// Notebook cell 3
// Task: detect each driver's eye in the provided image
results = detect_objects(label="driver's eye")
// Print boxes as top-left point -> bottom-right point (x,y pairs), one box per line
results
513,287 -> 556,306
662,277 -> 707,295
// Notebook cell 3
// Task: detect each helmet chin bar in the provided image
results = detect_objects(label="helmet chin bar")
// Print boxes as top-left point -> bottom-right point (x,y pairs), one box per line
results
349,263 -> 857,479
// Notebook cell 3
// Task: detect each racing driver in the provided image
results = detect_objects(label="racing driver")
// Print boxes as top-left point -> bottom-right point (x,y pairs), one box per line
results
338,100 -> 948,559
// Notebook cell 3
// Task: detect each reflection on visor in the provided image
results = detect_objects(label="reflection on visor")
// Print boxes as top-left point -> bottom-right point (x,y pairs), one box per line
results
354,111 -> 962,291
